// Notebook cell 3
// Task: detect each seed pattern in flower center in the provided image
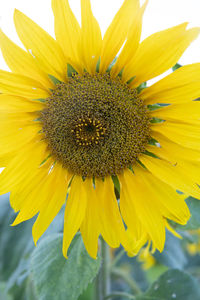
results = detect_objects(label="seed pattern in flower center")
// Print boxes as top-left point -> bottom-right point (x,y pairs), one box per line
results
72,117 -> 107,146
41,73 -> 151,178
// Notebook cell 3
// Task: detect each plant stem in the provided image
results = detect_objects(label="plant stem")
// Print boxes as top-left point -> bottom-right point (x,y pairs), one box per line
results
95,239 -> 111,300
110,248 -> 125,269
112,267 -> 141,295
105,292 -> 136,299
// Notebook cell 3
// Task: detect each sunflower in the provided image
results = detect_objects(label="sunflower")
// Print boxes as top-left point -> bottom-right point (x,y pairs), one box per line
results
0,0 -> 200,259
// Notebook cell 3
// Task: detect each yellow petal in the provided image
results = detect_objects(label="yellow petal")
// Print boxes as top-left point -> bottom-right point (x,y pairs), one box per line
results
95,177 -> 127,249
10,159 -> 53,213
120,168 -> 166,251
79,0 -> 102,74
52,0 -> 81,68
0,112 -> 35,125
152,121 -> 200,150
119,173 -> 143,240
0,29 -> 53,89
125,229 -> 148,256
151,131 -> 200,162
100,0 -> 140,73
140,155 -> 200,198
0,123 -> 41,156
148,143 -> 200,184
134,165 -> 190,225
14,9 -> 67,81
32,165 -> 70,244
0,70 -> 50,99
165,221 -> 181,239
151,102 -> 200,123
123,24 -> 200,86
63,176 -> 89,258
0,152 -> 14,167
0,140 -> 47,194
80,179 -> 100,259
111,0 -> 147,78
0,94 -> 45,113
141,63 -> 200,104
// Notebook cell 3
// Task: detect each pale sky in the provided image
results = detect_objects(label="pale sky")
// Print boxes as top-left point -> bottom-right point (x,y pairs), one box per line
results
0,0 -> 200,83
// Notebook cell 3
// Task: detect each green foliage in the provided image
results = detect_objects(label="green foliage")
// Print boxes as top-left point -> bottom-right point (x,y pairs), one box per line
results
140,269 -> 200,300
0,282 -> 13,300
154,232 -> 187,269
1,192 -> 200,300
0,195 -> 34,282
176,197 -> 200,230
30,234 -> 101,300
145,264 -> 168,285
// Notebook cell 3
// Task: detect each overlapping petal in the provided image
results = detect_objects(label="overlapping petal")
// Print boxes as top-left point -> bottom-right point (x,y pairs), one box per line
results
141,63 -> 200,104
80,0 -> 102,74
151,102 -> 200,124
100,0 -> 140,73
0,30 -> 53,89
32,164 -> 70,244
14,9 -> 67,81
152,121 -> 200,150
0,94 -> 45,113
140,155 -> 200,198
123,24 -> 200,86
63,176 -> 89,258
119,168 -> 166,252
111,0 -> 148,78
0,70 -> 50,99
0,139 -> 48,195
52,0 -> 81,72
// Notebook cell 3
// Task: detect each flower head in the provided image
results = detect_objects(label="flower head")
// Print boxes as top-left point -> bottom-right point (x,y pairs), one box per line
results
0,0 -> 200,258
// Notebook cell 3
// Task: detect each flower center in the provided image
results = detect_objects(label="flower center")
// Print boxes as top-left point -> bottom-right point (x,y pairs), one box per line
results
71,117 -> 107,146
41,73 -> 150,177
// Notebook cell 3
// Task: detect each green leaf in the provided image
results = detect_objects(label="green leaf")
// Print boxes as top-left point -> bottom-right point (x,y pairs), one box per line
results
172,63 -> 182,72
175,197 -> 200,230
0,196 -> 34,282
0,282 -> 13,300
25,277 -> 37,300
146,265 -> 168,285
154,232 -> 187,269
139,269 -> 200,300
78,283 -> 95,300
30,233 -> 101,300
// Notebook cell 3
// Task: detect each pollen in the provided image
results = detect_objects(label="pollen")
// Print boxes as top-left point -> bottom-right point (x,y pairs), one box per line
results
41,73 -> 151,177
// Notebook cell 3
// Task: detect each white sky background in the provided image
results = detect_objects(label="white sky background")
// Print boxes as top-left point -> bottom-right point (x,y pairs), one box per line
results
0,0 -> 200,83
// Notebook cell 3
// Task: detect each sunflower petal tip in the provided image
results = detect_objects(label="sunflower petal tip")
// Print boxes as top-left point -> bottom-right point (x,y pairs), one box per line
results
14,8 -> 20,15
62,246 -> 69,259
63,252 -> 68,259
193,27 -> 200,36
10,215 -> 21,227
33,236 -> 38,247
